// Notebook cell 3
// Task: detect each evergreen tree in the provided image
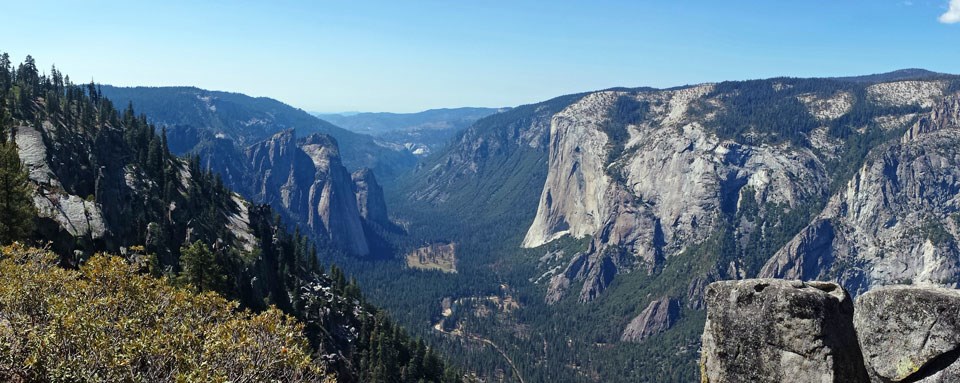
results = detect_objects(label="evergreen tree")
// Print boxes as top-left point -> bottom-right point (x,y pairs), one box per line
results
0,142 -> 36,243
178,240 -> 229,293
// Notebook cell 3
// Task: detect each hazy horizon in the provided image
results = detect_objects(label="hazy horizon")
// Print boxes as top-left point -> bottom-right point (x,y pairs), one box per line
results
3,1 -> 959,113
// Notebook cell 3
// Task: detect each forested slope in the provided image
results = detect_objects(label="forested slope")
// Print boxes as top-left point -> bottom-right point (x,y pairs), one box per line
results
0,52 -> 465,383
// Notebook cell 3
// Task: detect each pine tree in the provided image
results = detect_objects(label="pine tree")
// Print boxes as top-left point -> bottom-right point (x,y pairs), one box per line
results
178,240 -> 229,293
0,142 -> 36,244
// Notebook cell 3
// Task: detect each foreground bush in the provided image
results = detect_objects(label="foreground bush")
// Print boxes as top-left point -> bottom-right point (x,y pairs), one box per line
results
0,244 -> 332,382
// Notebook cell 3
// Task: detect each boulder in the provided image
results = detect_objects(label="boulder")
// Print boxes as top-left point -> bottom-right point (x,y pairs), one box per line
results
854,286 -> 960,382
700,279 -> 868,383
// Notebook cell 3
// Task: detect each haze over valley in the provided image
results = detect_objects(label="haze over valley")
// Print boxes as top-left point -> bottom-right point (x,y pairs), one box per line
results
2,1 -> 960,382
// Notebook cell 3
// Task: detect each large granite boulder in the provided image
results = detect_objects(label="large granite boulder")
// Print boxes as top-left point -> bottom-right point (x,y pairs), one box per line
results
700,279 -> 868,383
854,286 -> 960,382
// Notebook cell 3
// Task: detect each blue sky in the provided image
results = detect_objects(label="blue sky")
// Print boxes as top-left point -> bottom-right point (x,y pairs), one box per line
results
1,1 -> 958,113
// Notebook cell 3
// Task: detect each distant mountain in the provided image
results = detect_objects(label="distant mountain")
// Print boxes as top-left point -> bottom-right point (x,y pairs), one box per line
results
318,108 -> 503,135
831,68 -> 953,83
99,86 -> 417,181
317,107 -> 504,156
98,86 -> 404,257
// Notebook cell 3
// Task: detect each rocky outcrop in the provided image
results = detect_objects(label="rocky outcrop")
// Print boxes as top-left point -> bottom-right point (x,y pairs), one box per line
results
700,279 -> 868,383
351,168 -> 389,226
621,297 -> 679,343
761,94 -> 960,295
533,85 -> 830,303
245,129 -> 316,215
701,280 -> 960,383
16,123 -> 107,240
246,130 -> 370,256
759,219 -> 836,281
523,92 -> 616,247
521,78 -> 960,305
300,134 -> 369,256
855,286 -> 960,383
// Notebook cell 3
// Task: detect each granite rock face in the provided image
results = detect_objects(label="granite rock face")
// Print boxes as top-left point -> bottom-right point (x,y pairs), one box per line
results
700,279 -> 868,383
246,130 -> 370,256
854,286 -> 960,383
530,85 -> 830,303
621,297 -> 679,343
521,79 -> 960,305
351,168 -> 389,226
761,94 -> 960,296
16,123 -> 107,240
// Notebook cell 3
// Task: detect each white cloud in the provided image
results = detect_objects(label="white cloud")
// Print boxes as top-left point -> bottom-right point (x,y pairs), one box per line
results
941,0 -> 960,23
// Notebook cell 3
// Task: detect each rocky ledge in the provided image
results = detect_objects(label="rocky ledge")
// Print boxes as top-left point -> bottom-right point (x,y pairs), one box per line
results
701,279 -> 960,383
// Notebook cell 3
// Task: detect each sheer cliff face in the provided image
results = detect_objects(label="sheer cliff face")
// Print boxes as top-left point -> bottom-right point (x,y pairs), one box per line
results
523,92 -> 615,247
530,85 -> 830,303
761,94 -> 960,295
526,79 -> 958,303
246,130 -> 369,256
351,168 -> 389,226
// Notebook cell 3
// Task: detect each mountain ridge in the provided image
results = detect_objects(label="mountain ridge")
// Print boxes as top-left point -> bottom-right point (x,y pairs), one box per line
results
378,72 -> 960,382
99,85 -> 418,181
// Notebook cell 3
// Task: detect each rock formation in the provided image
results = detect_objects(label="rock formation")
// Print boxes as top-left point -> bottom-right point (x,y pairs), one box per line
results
855,286 -> 960,382
700,279 -> 868,383
621,297 -> 679,342
352,168 -> 389,226
761,94 -> 960,296
701,280 -> 960,383
246,130 -> 370,256
16,123 -> 107,241
508,77 -> 960,305
530,84 -> 831,303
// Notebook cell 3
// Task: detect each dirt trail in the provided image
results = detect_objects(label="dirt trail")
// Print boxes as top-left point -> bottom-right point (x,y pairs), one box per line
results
434,323 -> 525,383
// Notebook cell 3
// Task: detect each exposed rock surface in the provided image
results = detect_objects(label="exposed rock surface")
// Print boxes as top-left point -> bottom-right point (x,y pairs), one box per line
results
16,123 -> 107,239
855,286 -> 960,383
246,130 -> 369,256
532,85 -> 831,303
700,279 -> 868,383
13,116 -> 259,259
761,94 -> 960,295
98,85 -> 418,181
351,168 -> 389,226
620,297 -> 679,342
512,78 -> 960,305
